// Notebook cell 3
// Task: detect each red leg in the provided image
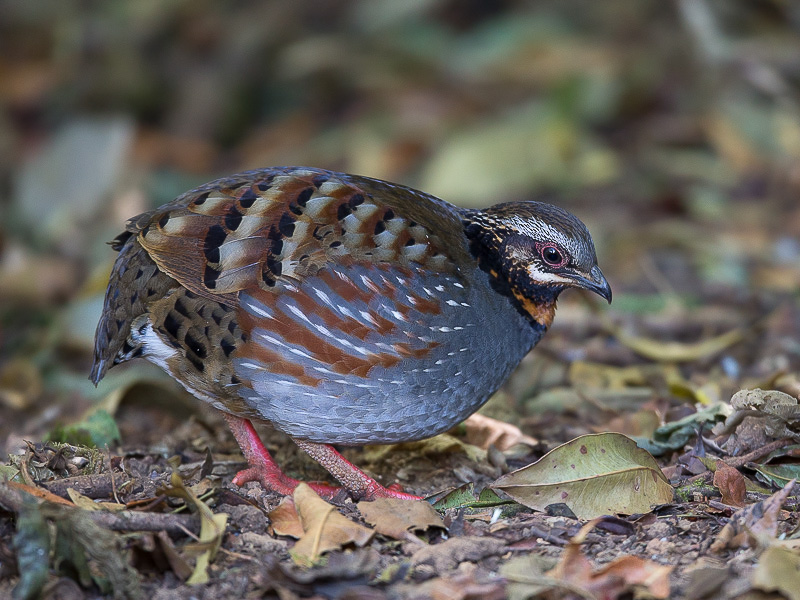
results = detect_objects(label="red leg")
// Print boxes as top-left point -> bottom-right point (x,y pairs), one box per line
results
223,414 -> 341,499
293,438 -> 421,501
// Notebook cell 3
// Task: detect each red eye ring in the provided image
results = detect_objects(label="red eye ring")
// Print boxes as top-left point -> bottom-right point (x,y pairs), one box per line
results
537,243 -> 566,267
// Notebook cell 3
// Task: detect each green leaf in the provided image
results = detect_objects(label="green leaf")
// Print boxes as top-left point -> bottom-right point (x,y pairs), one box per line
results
750,463 -> 800,488
48,409 -> 121,448
492,433 -> 674,519
634,404 -> 728,456
431,482 -> 515,511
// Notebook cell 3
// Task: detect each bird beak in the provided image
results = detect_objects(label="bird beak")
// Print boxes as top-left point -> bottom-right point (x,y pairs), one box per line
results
571,265 -> 612,303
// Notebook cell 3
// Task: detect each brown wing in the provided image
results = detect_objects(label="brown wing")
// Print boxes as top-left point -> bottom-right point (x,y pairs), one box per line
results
131,167 -> 466,303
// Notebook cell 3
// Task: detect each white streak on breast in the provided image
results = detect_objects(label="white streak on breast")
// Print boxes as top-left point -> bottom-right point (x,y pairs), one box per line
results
338,305 -> 356,319
314,288 -> 333,307
244,300 -> 273,319
337,338 -> 369,356
360,274 -> 380,293
258,332 -> 286,347
286,303 -> 312,323
359,310 -> 377,325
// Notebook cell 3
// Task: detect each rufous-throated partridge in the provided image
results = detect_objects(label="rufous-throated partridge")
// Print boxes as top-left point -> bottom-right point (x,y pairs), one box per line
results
92,167 -> 611,501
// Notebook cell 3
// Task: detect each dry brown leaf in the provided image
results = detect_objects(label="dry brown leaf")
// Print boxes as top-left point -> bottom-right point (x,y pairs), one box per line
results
590,555 -> 672,599
411,536 -> 507,572
268,496 -> 305,539
713,462 -> 746,507
461,413 -> 538,450
357,497 -> 445,543
714,388 -> 800,440
161,471 -> 227,585
418,572 -> 506,600
569,360 -> 683,390
546,537 -> 593,587
362,433 -> 486,465
683,559 -> 729,599
547,519 -> 672,599
710,478 -> 796,553
291,483 -> 374,565
156,530 -> 194,582
601,409 -> 661,438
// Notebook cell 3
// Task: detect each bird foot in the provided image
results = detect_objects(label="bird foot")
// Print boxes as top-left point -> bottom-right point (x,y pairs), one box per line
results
231,464 -> 342,499
293,438 -> 422,501
224,414 -> 421,501
360,481 -> 422,501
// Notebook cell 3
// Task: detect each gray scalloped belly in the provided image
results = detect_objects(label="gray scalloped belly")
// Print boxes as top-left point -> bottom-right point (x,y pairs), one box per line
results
234,267 -> 539,444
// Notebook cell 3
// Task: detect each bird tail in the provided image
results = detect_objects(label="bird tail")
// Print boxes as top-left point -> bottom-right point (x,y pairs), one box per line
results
90,232 -> 159,384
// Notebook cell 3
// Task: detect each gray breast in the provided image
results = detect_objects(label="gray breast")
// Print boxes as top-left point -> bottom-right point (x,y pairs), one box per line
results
235,263 -> 540,444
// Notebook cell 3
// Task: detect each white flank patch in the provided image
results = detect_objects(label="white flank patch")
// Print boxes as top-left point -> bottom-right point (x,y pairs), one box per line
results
137,322 -> 178,371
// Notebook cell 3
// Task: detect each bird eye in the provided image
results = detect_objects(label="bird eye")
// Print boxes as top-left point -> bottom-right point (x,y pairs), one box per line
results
541,245 -> 564,266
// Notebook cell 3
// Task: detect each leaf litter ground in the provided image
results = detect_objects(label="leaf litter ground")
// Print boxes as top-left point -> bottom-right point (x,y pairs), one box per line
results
2,3 -> 800,598
2,203 -> 799,598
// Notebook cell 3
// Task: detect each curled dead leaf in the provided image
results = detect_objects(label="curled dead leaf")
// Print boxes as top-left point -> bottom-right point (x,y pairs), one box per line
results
161,471 -> 227,585
712,462 -> 746,507
268,496 -> 304,539
460,413 -> 537,451
291,483 -> 374,566
710,478 -> 796,553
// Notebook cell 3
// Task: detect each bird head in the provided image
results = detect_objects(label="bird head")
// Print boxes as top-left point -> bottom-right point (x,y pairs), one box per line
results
463,201 -> 611,329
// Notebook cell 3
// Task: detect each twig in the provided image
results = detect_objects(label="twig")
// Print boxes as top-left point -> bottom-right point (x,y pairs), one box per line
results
723,438 -> 796,469
106,447 -> 122,505
42,472 -> 135,499
0,481 -> 199,535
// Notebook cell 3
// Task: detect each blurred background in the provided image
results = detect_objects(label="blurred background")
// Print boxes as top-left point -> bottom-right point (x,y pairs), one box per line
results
1,0 -> 799,450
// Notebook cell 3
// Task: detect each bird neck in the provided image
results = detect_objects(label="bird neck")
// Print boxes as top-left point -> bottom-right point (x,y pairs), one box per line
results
511,289 -> 557,329
462,213 -> 556,332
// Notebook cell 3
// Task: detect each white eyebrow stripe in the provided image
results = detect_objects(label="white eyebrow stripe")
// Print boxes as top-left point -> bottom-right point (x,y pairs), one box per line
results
525,266 -> 573,285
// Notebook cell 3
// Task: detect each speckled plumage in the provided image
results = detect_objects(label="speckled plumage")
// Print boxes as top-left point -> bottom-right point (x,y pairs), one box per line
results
92,166 -> 610,500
